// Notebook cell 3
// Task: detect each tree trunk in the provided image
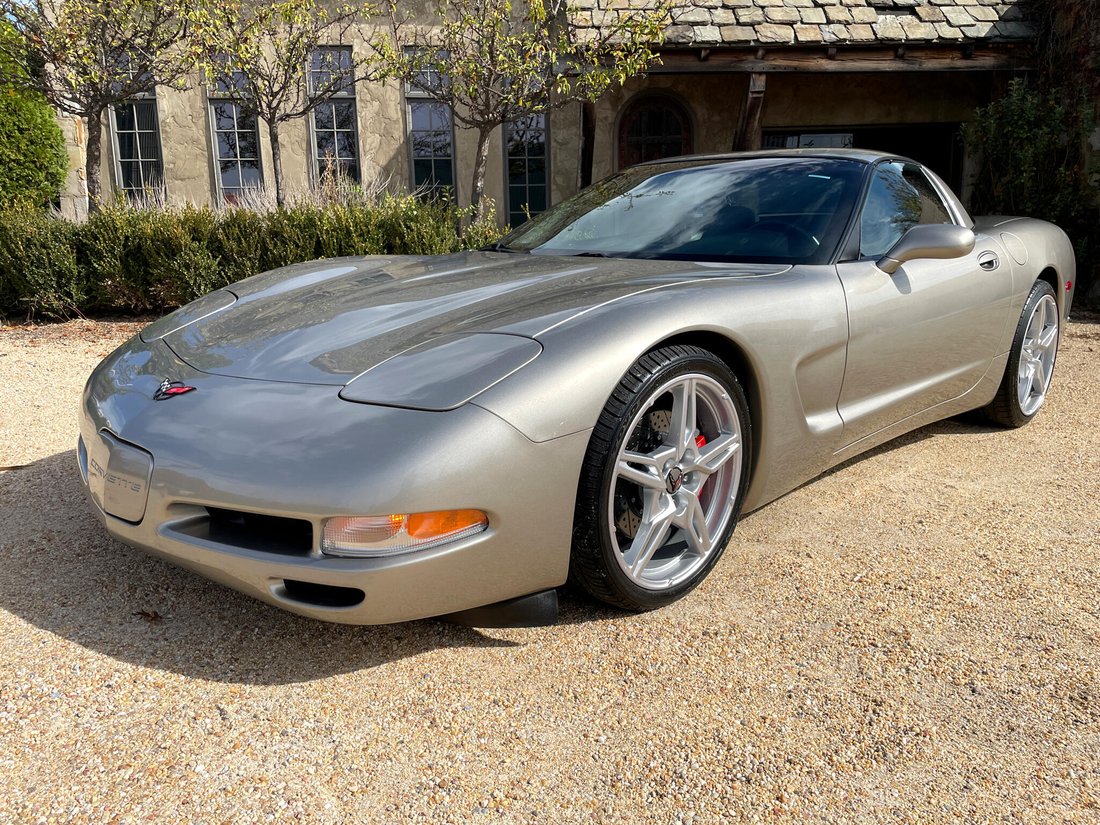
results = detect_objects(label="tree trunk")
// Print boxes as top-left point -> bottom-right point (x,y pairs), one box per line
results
266,119 -> 286,208
470,126 -> 493,216
85,109 -> 104,212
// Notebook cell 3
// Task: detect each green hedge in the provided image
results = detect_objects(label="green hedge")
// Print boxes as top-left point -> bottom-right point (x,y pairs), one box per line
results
0,22 -> 68,208
0,197 -> 504,320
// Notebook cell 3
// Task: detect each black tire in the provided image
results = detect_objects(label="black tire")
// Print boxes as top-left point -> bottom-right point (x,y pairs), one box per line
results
980,279 -> 1060,429
569,345 -> 752,611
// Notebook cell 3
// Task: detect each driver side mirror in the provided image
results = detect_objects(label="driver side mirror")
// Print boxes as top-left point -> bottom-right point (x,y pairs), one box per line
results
877,224 -> 976,275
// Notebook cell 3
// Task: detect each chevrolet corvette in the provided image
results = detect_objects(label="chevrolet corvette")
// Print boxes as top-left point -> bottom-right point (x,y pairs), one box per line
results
78,150 -> 1075,625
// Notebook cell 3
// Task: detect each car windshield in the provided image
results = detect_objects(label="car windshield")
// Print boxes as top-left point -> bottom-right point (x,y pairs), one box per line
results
498,157 -> 866,264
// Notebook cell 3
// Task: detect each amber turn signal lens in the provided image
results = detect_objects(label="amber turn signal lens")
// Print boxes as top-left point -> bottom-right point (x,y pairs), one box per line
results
321,510 -> 489,558
406,509 -> 487,539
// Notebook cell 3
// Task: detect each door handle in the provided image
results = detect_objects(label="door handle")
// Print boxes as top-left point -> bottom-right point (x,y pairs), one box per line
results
977,251 -> 999,271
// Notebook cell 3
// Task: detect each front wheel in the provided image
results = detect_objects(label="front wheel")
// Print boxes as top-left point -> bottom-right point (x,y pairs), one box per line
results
570,345 -> 751,611
981,279 -> 1060,428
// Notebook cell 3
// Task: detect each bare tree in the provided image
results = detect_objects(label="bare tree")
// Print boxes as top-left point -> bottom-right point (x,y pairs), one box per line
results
203,0 -> 380,207
374,0 -> 673,212
0,0 -> 208,208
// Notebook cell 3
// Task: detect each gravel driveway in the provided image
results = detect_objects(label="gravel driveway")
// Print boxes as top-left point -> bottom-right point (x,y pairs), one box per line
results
1,317 -> 1098,823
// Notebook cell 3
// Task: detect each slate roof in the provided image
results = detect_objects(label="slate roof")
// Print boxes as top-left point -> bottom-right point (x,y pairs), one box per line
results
575,0 -> 1035,47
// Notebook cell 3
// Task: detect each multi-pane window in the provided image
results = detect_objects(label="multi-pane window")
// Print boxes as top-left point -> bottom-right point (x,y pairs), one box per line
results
405,57 -> 454,198
310,47 -> 359,182
504,114 -> 548,227
112,94 -> 163,199
408,101 -> 454,196
618,97 -> 693,168
209,72 -> 261,204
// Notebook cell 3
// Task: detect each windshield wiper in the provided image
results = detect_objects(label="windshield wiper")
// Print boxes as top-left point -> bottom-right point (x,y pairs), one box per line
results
570,251 -> 613,258
483,241 -> 527,253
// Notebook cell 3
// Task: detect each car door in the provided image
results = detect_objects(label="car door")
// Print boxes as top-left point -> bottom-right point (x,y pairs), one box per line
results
835,161 -> 1012,446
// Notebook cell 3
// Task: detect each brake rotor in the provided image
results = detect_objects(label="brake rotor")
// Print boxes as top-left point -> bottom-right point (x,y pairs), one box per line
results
613,408 -> 672,539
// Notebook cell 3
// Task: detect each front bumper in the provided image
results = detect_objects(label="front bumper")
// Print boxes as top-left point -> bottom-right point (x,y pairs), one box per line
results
79,336 -> 589,624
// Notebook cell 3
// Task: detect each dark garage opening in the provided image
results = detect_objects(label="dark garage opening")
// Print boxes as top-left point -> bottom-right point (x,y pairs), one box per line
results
763,122 -> 964,192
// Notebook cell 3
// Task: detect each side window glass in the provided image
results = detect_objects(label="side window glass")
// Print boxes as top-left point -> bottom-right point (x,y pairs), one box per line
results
859,162 -> 952,259
904,165 -> 952,225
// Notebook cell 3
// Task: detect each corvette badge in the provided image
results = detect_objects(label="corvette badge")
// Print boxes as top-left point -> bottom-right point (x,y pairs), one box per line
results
154,378 -> 196,401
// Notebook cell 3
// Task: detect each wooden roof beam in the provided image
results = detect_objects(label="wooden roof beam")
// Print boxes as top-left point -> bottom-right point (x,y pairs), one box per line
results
651,44 -> 1034,74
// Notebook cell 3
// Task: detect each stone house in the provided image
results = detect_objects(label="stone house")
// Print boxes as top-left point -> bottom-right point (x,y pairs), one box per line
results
58,0 -> 1036,222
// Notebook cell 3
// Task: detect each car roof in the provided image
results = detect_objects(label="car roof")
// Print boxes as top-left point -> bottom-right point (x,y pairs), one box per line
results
637,148 -> 911,167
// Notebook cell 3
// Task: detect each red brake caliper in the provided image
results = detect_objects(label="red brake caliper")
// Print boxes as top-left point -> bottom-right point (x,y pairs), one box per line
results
695,434 -> 709,497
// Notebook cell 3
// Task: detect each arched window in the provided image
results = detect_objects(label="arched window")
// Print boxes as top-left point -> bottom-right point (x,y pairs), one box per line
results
617,96 -> 693,169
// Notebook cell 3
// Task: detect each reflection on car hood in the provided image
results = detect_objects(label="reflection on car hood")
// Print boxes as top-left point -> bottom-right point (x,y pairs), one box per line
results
161,251 -> 787,385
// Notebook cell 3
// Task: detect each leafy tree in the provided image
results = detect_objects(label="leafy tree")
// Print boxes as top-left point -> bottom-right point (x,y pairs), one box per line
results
966,79 -> 1097,297
0,22 -> 67,207
374,0 -> 672,211
1030,0 -> 1100,302
202,0 -> 380,207
0,0 -> 208,209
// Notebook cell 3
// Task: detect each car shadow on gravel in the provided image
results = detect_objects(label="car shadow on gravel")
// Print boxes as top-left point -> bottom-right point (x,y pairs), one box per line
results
813,416 -> 999,484
0,451 -> 519,685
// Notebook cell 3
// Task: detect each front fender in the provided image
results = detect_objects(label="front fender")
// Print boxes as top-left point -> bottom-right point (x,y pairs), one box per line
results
472,266 -> 850,511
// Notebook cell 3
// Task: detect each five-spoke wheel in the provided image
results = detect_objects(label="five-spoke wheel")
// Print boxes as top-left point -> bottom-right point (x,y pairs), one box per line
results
571,345 -> 751,611
1016,291 -> 1059,417
982,279 -> 1060,428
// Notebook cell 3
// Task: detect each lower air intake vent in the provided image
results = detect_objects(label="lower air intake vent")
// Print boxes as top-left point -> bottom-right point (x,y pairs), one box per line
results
205,507 -> 313,555
282,580 -> 365,608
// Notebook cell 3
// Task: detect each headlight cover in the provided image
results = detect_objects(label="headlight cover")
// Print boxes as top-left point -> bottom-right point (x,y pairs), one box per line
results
339,333 -> 542,411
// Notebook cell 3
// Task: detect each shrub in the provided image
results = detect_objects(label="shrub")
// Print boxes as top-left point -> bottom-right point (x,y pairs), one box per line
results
209,207 -> 267,285
966,79 -> 1098,301
0,209 -> 83,318
75,204 -> 161,312
0,23 -> 67,208
0,194 -> 506,320
144,206 -> 222,307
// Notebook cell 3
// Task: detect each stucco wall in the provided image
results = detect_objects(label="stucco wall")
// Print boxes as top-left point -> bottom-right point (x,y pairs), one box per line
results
588,73 -> 749,180
74,64 -> 997,220
87,70 -> 516,215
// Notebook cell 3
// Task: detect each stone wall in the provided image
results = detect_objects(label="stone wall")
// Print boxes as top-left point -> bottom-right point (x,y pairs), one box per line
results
56,114 -> 87,220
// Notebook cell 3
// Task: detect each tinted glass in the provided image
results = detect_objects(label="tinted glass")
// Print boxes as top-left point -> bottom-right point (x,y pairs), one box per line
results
505,113 -> 549,226
112,99 -> 163,198
334,101 -> 356,130
313,99 -> 359,182
859,162 -> 953,258
114,105 -> 135,131
211,100 -> 262,200
311,46 -> 354,95
408,101 -> 453,196
314,104 -> 334,130
501,158 -> 864,264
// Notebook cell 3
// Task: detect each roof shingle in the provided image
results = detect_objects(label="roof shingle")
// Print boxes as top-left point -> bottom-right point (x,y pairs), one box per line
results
578,0 -> 1034,46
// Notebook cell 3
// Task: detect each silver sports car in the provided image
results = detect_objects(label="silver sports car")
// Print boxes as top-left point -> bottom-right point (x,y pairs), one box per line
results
79,150 -> 1075,626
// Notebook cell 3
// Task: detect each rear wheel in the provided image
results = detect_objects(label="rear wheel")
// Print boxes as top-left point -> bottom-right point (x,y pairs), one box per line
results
981,279 -> 1060,428
570,345 -> 751,611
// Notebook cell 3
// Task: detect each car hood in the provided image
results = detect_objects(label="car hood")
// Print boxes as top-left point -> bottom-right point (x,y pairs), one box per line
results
155,251 -> 786,385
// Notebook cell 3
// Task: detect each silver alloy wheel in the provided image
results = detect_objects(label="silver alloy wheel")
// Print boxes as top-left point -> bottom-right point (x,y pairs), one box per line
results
1017,294 -> 1059,417
607,373 -> 742,591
